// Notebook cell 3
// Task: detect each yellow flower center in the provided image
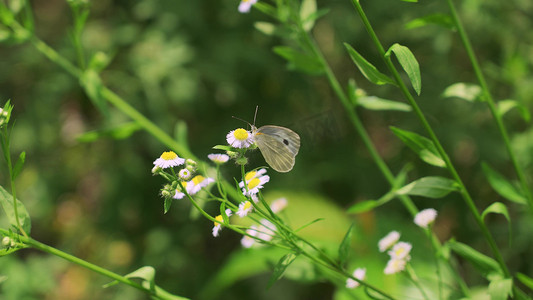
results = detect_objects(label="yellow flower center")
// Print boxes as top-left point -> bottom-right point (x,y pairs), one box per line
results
192,175 -> 205,185
247,178 -> 261,190
245,171 -> 257,182
233,128 -> 249,141
243,201 -> 252,210
160,151 -> 178,160
395,248 -> 405,256
214,215 -> 224,226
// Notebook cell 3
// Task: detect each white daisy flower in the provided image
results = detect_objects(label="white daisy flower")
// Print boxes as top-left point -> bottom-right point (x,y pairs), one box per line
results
208,153 -> 230,164
414,208 -> 438,229
186,175 -> 215,195
179,168 -> 192,181
270,197 -> 288,213
378,231 -> 400,252
384,258 -> 406,275
239,169 -> 267,187
173,188 -> 185,200
240,169 -> 269,196
256,219 -> 276,242
237,201 -> 253,217
238,0 -> 258,13
388,241 -> 412,261
226,128 -> 254,148
213,209 -> 232,237
346,268 -> 366,289
241,225 -> 258,248
153,151 -> 185,169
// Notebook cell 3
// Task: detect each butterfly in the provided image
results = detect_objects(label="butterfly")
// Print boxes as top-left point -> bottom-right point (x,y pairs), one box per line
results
251,124 -> 300,173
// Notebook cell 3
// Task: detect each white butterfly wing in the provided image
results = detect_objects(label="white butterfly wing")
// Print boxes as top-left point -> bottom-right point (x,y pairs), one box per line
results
253,125 -> 301,173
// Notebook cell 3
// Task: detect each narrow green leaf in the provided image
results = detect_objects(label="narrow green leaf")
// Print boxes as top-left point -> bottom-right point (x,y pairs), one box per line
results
294,218 -> 324,232
344,43 -> 395,86
254,22 -> 277,35
516,273 -> 533,290
488,277 -> 513,300
164,197 -> 173,214
299,0 -> 316,31
76,122 -> 142,143
401,0 -> 418,2
80,70 -> 109,118
405,13 -> 455,30
481,202 -> 510,223
347,190 -> 396,213
364,286 -> 389,300
273,46 -> 323,74
212,145 -> 232,151
386,43 -> 421,95
104,266 -> 156,291
390,126 -> 446,168
12,151 -> 26,180
0,185 -> 31,234
497,99 -> 530,122
447,240 -> 502,278
338,224 -> 354,266
357,96 -> 412,112
442,82 -> 482,102
267,253 -> 297,288
396,176 -> 459,198
481,162 -> 526,204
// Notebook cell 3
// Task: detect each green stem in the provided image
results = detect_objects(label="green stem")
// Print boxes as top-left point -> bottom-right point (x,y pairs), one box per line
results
445,0 -> 533,210
405,263 -> 431,300
349,0 -> 510,277
0,229 -> 187,300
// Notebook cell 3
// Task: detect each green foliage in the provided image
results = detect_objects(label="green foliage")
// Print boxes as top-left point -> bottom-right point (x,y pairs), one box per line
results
390,127 -> 446,168
0,186 -> 31,234
396,176 -> 459,198
344,43 -> 395,86
385,43 -> 421,95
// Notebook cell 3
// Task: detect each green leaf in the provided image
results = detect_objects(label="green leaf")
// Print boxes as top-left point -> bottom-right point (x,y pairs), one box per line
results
442,82 -> 482,102
447,240 -> 502,278
401,0 -> 418,2
488,277 -> 513,300
254,22 -> 277,35
104,266 -> 157,292
267,253 -> 297,288
299,0 -> 316,31
344,43 -> 395,86
273,46 -> 323,75
516,272 -> 533,290
390,126 -> 446,168
76,122 -> 142,143
385,43 -> 421,95
174,120 -> 189,150
396,176 -> 459,198
0,185 -> 31,234
481,202 -> 510,223
88,51 -> 111,73
338,224 -> 354,266
12,151 -> 25,180
481,162 -> 526,205
405,13 -> 455,30
212,145 -> 232,151
80,70 -> 109,118
164,197 -> 173,214
357,96 -> 412,112
347,190 -> 396,213
497,99 -> 530,122
294,218 -> 324,232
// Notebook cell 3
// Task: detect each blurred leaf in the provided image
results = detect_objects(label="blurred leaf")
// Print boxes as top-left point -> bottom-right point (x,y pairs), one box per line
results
299,0 -> 316,31
212,145 -> 232,151
401,0 -> 418,2
364,286 -> 389,299
0,4 -> 15,26
80,70 -> 109,118
390,126 -> 446,167
267,253 -> 298,288
497,99 -> 530,122
442,82 -> 482,102
76,122 -> 142,143
338,224 -> 354,266
481,202 -> 510,223
254,22 -> 277,35
481,162 -> 526,204
344,43 -> 395,86
164,197 -> 172,214
516,273 -> 533,290
357,96 -> 411,112
488,277 -> 513,300
11,151 -> 25,180
405,13 -> 455,30
174,120 -> 189,151
396,176 -> 459,198
386,43 -> 421,95
104,266 -> 155,291
88,51 -> 111,72
0,185 -> 31,234
273,46 -> 323,74
294,218 -> 324,232
347,190 -> 395,213
447,240 -> 502,278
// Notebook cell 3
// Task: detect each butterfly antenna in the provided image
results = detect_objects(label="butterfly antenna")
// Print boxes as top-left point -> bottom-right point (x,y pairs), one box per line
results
253,105 -> 259,126
231,115 -> 252,128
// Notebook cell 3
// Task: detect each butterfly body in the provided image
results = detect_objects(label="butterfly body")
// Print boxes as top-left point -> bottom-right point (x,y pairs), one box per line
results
251,125 -> 300,173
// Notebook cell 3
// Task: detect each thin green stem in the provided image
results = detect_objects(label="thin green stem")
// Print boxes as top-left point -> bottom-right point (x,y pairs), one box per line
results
406,263 -> 431,300
445,0 -> 533,210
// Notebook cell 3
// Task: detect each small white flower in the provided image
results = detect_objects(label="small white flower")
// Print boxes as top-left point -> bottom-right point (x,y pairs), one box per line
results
186,175 -> 215,195
208,153 -> 230,164
346,268 -> 366,289
241,225 -> 258,248
226,128 -> 254,148
153,151 -> 185,169
213,209 -> 232,237
239,169 -> 269,196
238,0 -> 258,13
237,201 -> 253,217
384,258 -> 406,275
388,242 -> 412,261
414,208 -> 438,229
378,231 -> 400,252
179,168 -> 192,181
270,198 -> 288,213
173,188 -> 185,200
256,219 -> 276,242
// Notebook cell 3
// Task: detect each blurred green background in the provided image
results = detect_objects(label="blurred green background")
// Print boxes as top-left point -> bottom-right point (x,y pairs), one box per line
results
1,0 -> 533,299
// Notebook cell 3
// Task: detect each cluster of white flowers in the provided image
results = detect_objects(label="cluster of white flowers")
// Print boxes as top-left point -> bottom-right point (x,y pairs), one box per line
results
379,231 -> 412,275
